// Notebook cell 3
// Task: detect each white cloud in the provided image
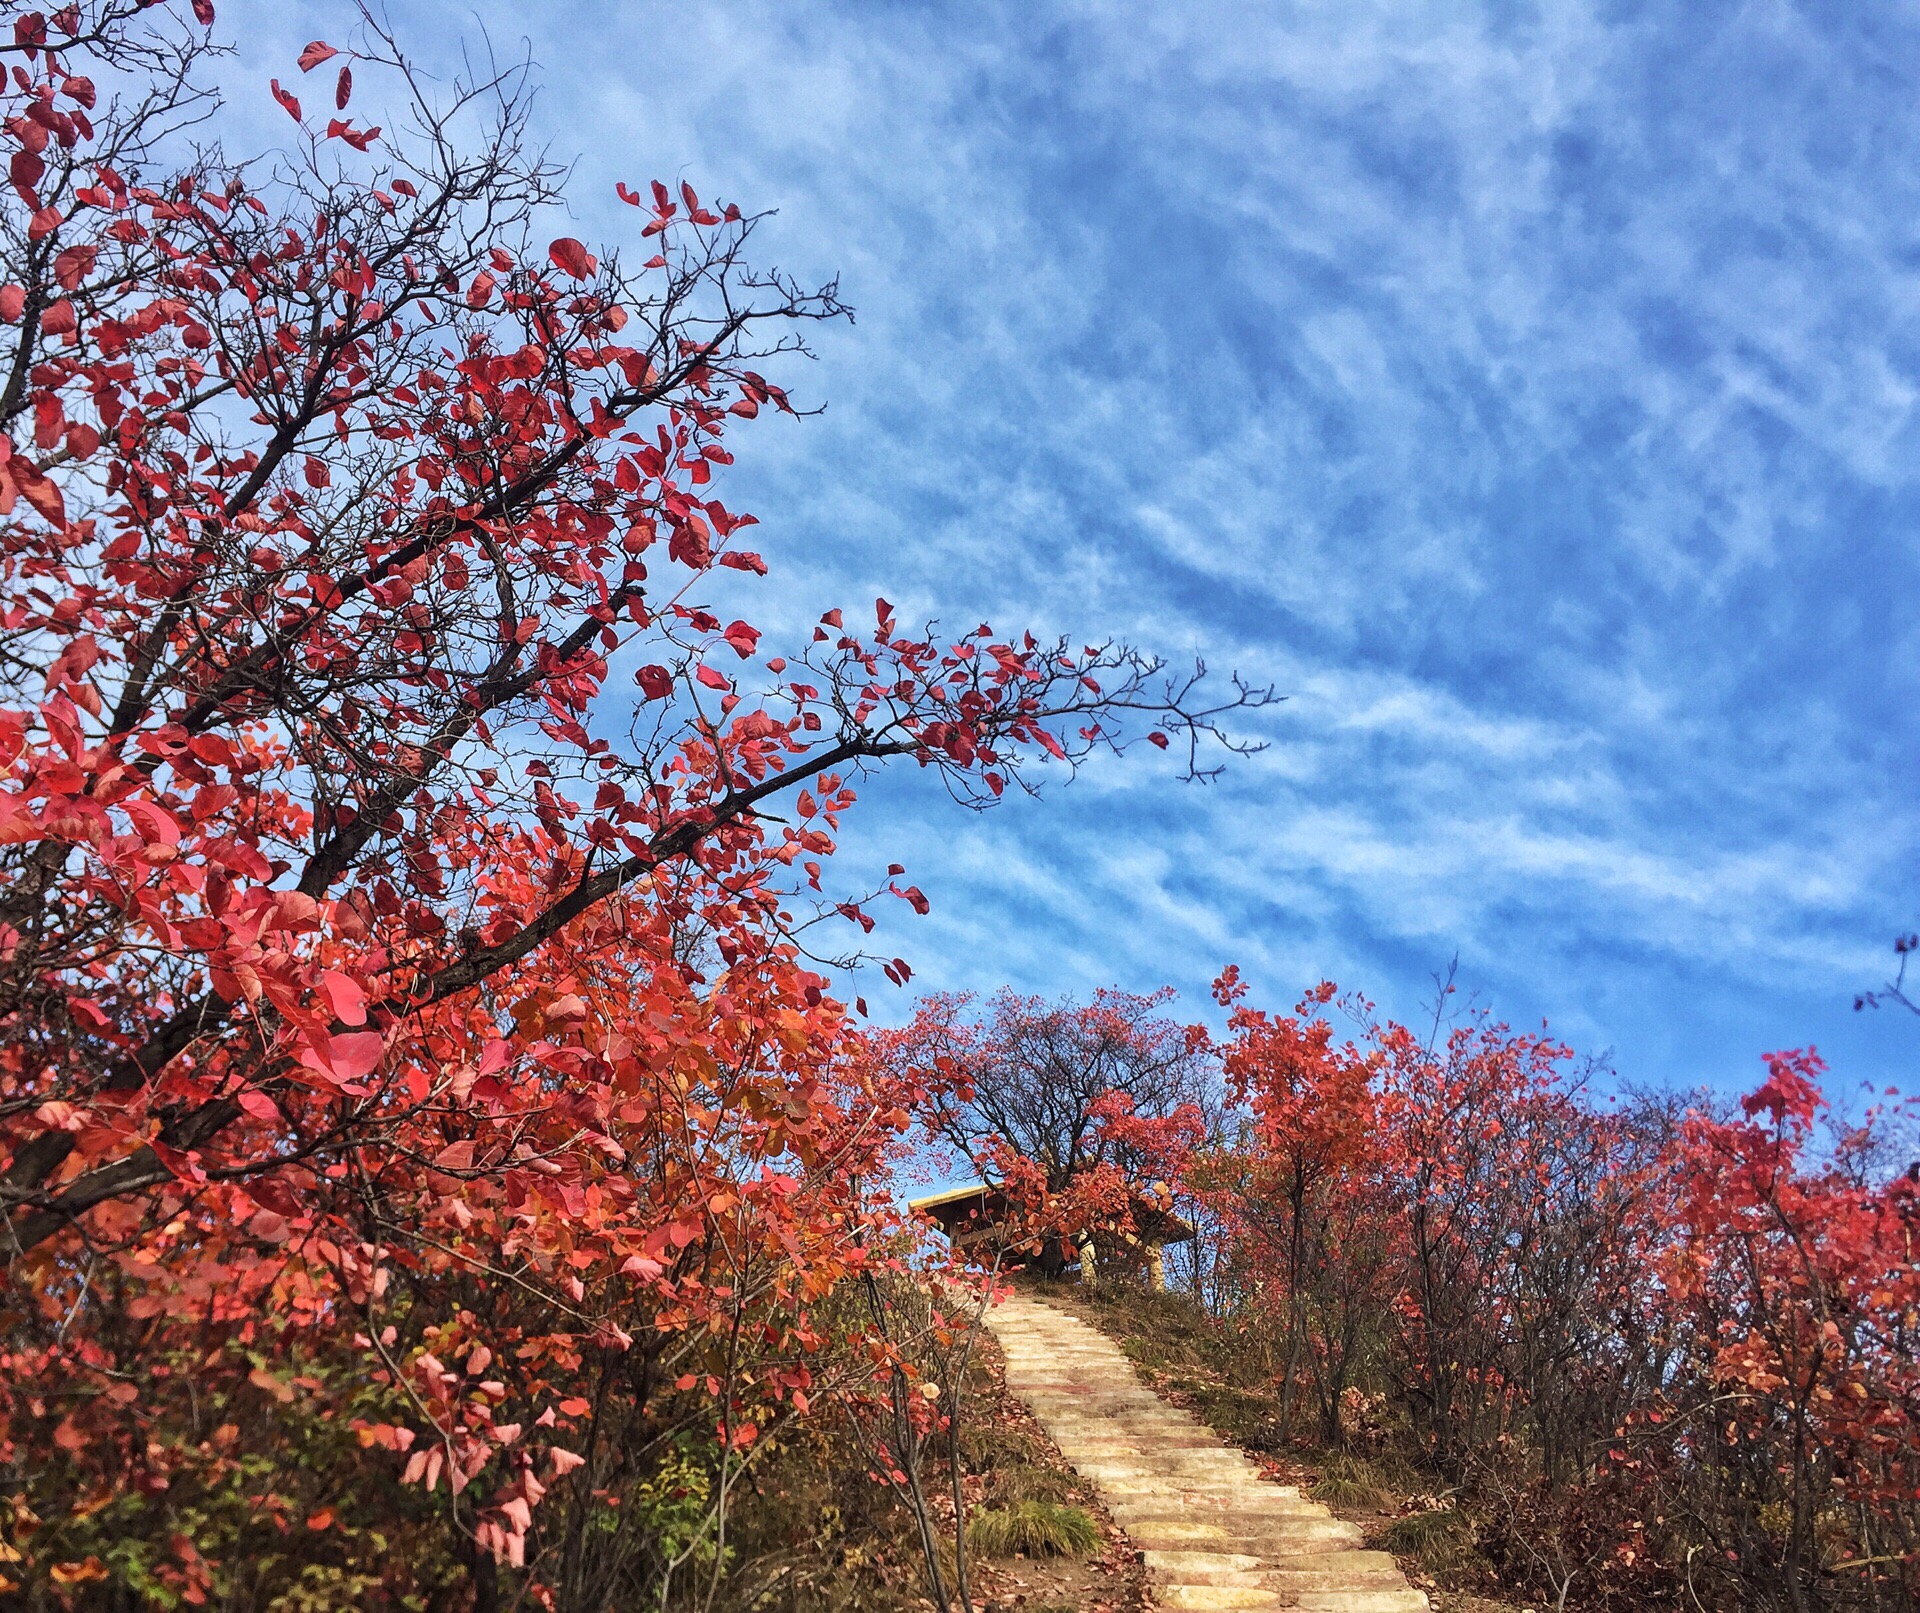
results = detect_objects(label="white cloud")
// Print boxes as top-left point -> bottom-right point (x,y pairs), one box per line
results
224,0 -> 1920,1090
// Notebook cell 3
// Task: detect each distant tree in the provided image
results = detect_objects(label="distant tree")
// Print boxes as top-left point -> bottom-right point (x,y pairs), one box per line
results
1199,969 -> 1387,1441
892,987 -> 1212,1271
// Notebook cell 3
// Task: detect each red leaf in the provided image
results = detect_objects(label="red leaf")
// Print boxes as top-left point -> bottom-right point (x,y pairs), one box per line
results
319,969 -> 368,1027
53,245 -> 97,290
335,64 -> 352,109
0,286 -> 23,323
326,120 -> 380,151
298,41 -> 338,71
634,664 -> 672,701
124,800 -> 180,847
315,1029 -> 384,1083
67,997 -> 111,1030
270,79 -> 302,122
237,1089 -> 279,1122
11,463 -> 64,524
192,0 -> 215,23
695,664 -> 730,691
548,237 -> 597,280
721,620 -> 760,659
1147,730 -> 1170,749
10,149 -> 44,197
35,393 -> 65,451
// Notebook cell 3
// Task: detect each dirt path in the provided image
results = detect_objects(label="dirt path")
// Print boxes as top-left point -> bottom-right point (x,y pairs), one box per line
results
987,1294 -> 1429,1613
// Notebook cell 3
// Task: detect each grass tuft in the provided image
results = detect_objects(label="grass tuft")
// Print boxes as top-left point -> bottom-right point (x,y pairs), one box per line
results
986,1463 -> 1078,1506
1381,1506 -> 1481,1577
955,1421 -> 1042,1471
1309,1450 -> 1399,1511
966,1499 -> 1101,1560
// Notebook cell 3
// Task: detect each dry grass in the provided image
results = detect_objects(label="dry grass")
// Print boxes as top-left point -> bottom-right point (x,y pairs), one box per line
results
1382,1506 -> 1483,1578
954,1419 -> 1043,1472
966,1499 -> 1102,1560
986,1462 -> 1080,1506
1309,1449 -> 1400,1511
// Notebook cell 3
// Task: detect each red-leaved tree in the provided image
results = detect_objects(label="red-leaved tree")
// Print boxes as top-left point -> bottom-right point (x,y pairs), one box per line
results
893,987 -> 1212,1277
1195,968 -> 1390,1442
0,5 -> 1266,1605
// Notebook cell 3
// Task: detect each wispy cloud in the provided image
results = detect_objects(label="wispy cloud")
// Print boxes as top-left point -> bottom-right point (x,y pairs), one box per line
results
237,0 -> 1920,1090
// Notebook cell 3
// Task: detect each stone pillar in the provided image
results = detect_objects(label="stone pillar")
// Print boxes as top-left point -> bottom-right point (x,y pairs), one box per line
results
1078,1232 -> 1098,1291
1146,1244 -> 1166,1292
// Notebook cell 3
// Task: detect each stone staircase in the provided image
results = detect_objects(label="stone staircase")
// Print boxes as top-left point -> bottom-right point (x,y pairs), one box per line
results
986,1294 -> 1428,1612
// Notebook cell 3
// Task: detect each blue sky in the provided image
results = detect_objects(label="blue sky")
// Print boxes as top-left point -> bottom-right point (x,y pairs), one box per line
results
231,1 -> 1920,1099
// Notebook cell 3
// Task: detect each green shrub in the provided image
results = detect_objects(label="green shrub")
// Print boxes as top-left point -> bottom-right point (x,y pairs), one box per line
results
965,1500 -> 1101,1559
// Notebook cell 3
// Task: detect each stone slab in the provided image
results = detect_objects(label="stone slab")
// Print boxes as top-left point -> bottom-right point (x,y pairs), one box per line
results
987,1293 -> 1426,1613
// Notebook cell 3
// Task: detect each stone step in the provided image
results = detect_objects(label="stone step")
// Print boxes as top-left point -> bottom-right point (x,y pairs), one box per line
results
1073,1457 -> 1266,1482
1113,1513 -> 1363,1539
1144,1549 -> 1265,1577
1108,1513 -> 1364,1548
1101,1490 -> 1337,1515
1097,1483 -> 1328,1510
1157,1588 -> 1286,1611
1140,1556 -> 1406,1586
1098,1478 -> 1325,1501
986,1295 -> 1420,1612
1120,1500 -> 1330,1527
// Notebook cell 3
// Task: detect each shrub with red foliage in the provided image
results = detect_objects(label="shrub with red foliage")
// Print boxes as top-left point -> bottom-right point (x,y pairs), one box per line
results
1193,973 -> 1919,1613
